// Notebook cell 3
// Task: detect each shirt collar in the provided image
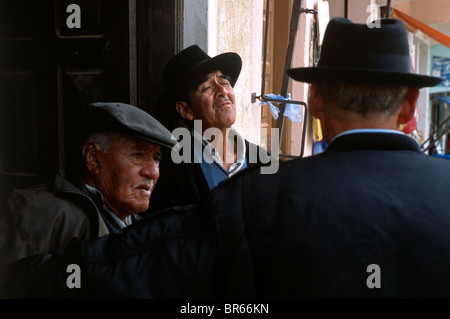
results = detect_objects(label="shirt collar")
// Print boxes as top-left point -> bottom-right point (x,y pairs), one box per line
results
192,128 -> 246,174
329,128 -> 405,145
325,129 -> 420,153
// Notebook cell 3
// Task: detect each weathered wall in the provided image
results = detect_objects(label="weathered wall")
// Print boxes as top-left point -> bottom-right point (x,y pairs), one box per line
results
215,0 -> 263,144
183,0 -> 208,50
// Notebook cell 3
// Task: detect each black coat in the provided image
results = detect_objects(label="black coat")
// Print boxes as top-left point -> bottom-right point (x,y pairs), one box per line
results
147,138 -> 271,212
4,132 -> 450,298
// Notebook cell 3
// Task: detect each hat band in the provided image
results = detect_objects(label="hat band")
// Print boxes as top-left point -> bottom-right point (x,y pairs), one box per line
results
319,52 -> 412,73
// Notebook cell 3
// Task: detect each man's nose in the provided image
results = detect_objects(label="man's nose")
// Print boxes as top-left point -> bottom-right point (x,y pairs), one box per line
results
141,160 -> 160,179
214,82 -> 227,97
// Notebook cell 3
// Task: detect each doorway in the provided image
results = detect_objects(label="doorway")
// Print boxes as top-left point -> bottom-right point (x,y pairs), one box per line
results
0,0 -> 178,206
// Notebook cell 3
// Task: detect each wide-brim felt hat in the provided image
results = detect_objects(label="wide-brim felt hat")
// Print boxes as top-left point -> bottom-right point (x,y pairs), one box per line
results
83,102 -> 176,149
287,18 -> 443,88
162,45 -> 242,91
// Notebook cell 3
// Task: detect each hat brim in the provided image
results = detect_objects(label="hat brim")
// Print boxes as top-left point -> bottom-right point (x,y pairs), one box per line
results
287,67 -> 443,88
188,52 -> 242,87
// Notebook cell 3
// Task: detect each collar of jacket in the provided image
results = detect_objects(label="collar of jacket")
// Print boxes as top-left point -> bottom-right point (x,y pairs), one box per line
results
325,132 -> 422,153
52,175 -> 98,201
51,175 -> 105,237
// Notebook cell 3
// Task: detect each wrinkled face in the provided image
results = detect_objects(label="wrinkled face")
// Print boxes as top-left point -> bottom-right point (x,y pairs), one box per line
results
88,133 -> 161,220
188,70 -> 236,131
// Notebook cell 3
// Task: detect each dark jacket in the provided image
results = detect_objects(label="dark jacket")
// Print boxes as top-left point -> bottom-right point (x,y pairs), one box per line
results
0,175 -> 109,277
4,132 -> 450,298
148,137 -> 271,212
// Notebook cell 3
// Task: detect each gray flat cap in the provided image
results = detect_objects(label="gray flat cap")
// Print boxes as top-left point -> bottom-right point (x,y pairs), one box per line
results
83,102 -> 176,148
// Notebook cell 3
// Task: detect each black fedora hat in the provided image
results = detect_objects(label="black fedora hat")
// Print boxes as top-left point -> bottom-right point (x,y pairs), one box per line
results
287,18 -> 443,88
162,45 -> 242,91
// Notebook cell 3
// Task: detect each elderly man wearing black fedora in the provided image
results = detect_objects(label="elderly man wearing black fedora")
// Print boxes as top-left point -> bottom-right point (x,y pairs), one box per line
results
0,102 -> 175,276
4,18 -> 450,299
148,45 -> 271,212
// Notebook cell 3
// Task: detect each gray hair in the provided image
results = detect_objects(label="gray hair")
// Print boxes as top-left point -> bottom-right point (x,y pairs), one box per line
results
84,132 -> 119,154
317,82 -> 409,117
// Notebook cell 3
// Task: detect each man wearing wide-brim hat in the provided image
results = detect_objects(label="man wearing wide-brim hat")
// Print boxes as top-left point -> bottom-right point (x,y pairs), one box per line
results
148,45 -> 272,212
0,102 -> 176,275
5,18 -> 450,299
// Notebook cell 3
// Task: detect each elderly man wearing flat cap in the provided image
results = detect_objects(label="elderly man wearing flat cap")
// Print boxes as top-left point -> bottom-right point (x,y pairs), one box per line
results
4,18 -> 450,299
0,102 -> 175,273
148,45 -> 271,212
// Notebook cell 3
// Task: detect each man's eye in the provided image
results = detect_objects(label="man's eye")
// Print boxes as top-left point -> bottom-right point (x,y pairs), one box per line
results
134,152 -> 144,157
201,86 -> 211,92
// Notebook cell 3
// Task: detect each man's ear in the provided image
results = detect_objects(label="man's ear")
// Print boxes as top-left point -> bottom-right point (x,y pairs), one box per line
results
398,87 -> 420,125
176,101 -> 194,121
308,83 -> 325,120
82,142 -> 101,175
